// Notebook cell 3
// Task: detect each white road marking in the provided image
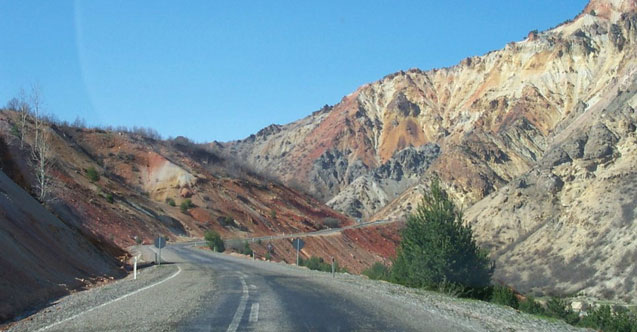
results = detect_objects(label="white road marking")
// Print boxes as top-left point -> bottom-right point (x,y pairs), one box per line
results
226,276 -> 249,332
36,265 -> 182,332
249,303 -> 259,323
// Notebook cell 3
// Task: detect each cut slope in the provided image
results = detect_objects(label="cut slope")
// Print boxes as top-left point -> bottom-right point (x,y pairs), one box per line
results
0,170 -> 125,322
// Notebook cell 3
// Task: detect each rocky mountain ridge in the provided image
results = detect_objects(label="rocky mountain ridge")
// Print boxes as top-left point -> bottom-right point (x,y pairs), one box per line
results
222,0 -> 637,301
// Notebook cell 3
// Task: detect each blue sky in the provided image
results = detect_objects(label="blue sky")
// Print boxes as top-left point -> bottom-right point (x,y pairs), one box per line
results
0,1 -> 587,142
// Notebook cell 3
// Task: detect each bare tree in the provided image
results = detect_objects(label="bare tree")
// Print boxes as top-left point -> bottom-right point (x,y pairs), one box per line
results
17,89 -> 30,149
29,87 -> 52,202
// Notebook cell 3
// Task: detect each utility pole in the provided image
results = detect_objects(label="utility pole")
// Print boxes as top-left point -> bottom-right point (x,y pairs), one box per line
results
296,240 -> 299,266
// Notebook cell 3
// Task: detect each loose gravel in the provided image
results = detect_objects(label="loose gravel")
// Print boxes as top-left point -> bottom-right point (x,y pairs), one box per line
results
7,264 -> 180,332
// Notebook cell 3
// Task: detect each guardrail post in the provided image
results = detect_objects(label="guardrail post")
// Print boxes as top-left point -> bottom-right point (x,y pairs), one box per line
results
331,257 -> 335,278
134,256 -> 138,280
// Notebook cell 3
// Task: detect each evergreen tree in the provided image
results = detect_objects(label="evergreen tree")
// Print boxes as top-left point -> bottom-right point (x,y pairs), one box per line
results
391,180 -> 494,292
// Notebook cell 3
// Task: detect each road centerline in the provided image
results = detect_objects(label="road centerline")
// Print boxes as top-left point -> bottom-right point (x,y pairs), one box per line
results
249,303 -> 259,323
226,275 -> 249,332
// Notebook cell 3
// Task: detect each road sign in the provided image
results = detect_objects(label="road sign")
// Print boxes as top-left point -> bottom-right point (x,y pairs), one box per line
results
292,238 -> 304,266
292,238 -> 304,250
154,236 -> 166,249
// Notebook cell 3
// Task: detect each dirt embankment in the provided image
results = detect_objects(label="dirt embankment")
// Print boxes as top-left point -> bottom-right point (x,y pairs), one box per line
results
0,170 -> 126,323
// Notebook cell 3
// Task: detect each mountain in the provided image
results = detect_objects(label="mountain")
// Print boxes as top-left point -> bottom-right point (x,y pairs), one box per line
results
223,0 -> 637,301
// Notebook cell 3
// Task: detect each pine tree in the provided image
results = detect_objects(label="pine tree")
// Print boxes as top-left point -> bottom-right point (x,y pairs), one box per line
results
391,179 -> 494,292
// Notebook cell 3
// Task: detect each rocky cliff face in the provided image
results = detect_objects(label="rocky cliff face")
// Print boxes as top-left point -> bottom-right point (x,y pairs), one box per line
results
224,0 -> 637,301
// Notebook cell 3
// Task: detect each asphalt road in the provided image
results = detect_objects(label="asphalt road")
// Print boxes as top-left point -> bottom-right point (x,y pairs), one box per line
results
224,219 -> 400,246
11,243 -> 585,332
16,243 -> 476,332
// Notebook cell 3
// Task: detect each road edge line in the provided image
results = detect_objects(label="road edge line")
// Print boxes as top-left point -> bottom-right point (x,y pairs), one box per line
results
36,265 -> 182,331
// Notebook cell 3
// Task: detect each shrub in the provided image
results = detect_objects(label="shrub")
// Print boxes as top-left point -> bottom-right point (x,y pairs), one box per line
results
204,230 -> 225,252
180,199 -> 193,213
105,192 -> 114,203
219,216 -> 234,227
165,197 -> 176,206
10,124 -> 20,138
491,285 -> 519,309
518,296 -> 545,315
362,262 -> 391,281
86,166 -> 100,182
241,242 -> 253,256
578,305 -> 637,332
299,256 -> 346,273
322,217 -> 340,228
265,252 -> 271,261
391,179 -> 494,293
545,297 -> 579,324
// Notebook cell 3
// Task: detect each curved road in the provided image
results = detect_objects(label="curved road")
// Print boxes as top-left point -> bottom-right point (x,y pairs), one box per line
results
223,219 -> 400,246
23,243 -> 474,332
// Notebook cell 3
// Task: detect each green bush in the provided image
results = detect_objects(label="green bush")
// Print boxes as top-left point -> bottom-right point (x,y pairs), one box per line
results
491,285 -> 519,309
578,305 -> 637,332
219,216 -> 234,227
105,192 -> 114,203
86,166 -> 100,182
299,256 -> 345,273
391,179 -> 493,293
180,199 -> 193,213
265,252 -> 271,261
518,296 -> 545,315
241,242 -> 253,256
10,124 -> 20,138
204,230 -> 225,252
322,217 -> 340,228
545,297 -> 579,324
362,262 -> 391,281
165,197 -> 176,206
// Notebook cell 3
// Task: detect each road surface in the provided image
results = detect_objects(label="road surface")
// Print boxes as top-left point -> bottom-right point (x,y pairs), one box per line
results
224,219 -> 399,247
9,243 -> 583,332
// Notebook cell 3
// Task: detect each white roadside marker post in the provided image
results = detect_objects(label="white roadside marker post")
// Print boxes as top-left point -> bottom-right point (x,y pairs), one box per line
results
134,256 -> 138,280
331,257 -> 335,278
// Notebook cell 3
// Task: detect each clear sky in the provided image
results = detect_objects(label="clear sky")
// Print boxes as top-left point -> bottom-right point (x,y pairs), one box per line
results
1,0 -> 587,142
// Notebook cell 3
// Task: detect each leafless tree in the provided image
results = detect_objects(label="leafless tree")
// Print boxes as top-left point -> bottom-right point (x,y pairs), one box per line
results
17,89 -> 31,149
29,87 -> 52,202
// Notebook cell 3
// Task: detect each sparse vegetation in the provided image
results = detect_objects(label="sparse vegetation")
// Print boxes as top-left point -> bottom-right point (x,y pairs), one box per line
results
322,217 -> 340,228
241,242 -> 253,256
218,216 -> 234,227
204,230 -> 225,252
362,262 -> 391,281
578,305 -> 637,332
518,295 -> 544,315
165,197 -> 176,206
180,199 -> 193,213
10,124 -> 20,138
86,166 -> 100,182
490,285 -> 518,309
299,256 -> 346,273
